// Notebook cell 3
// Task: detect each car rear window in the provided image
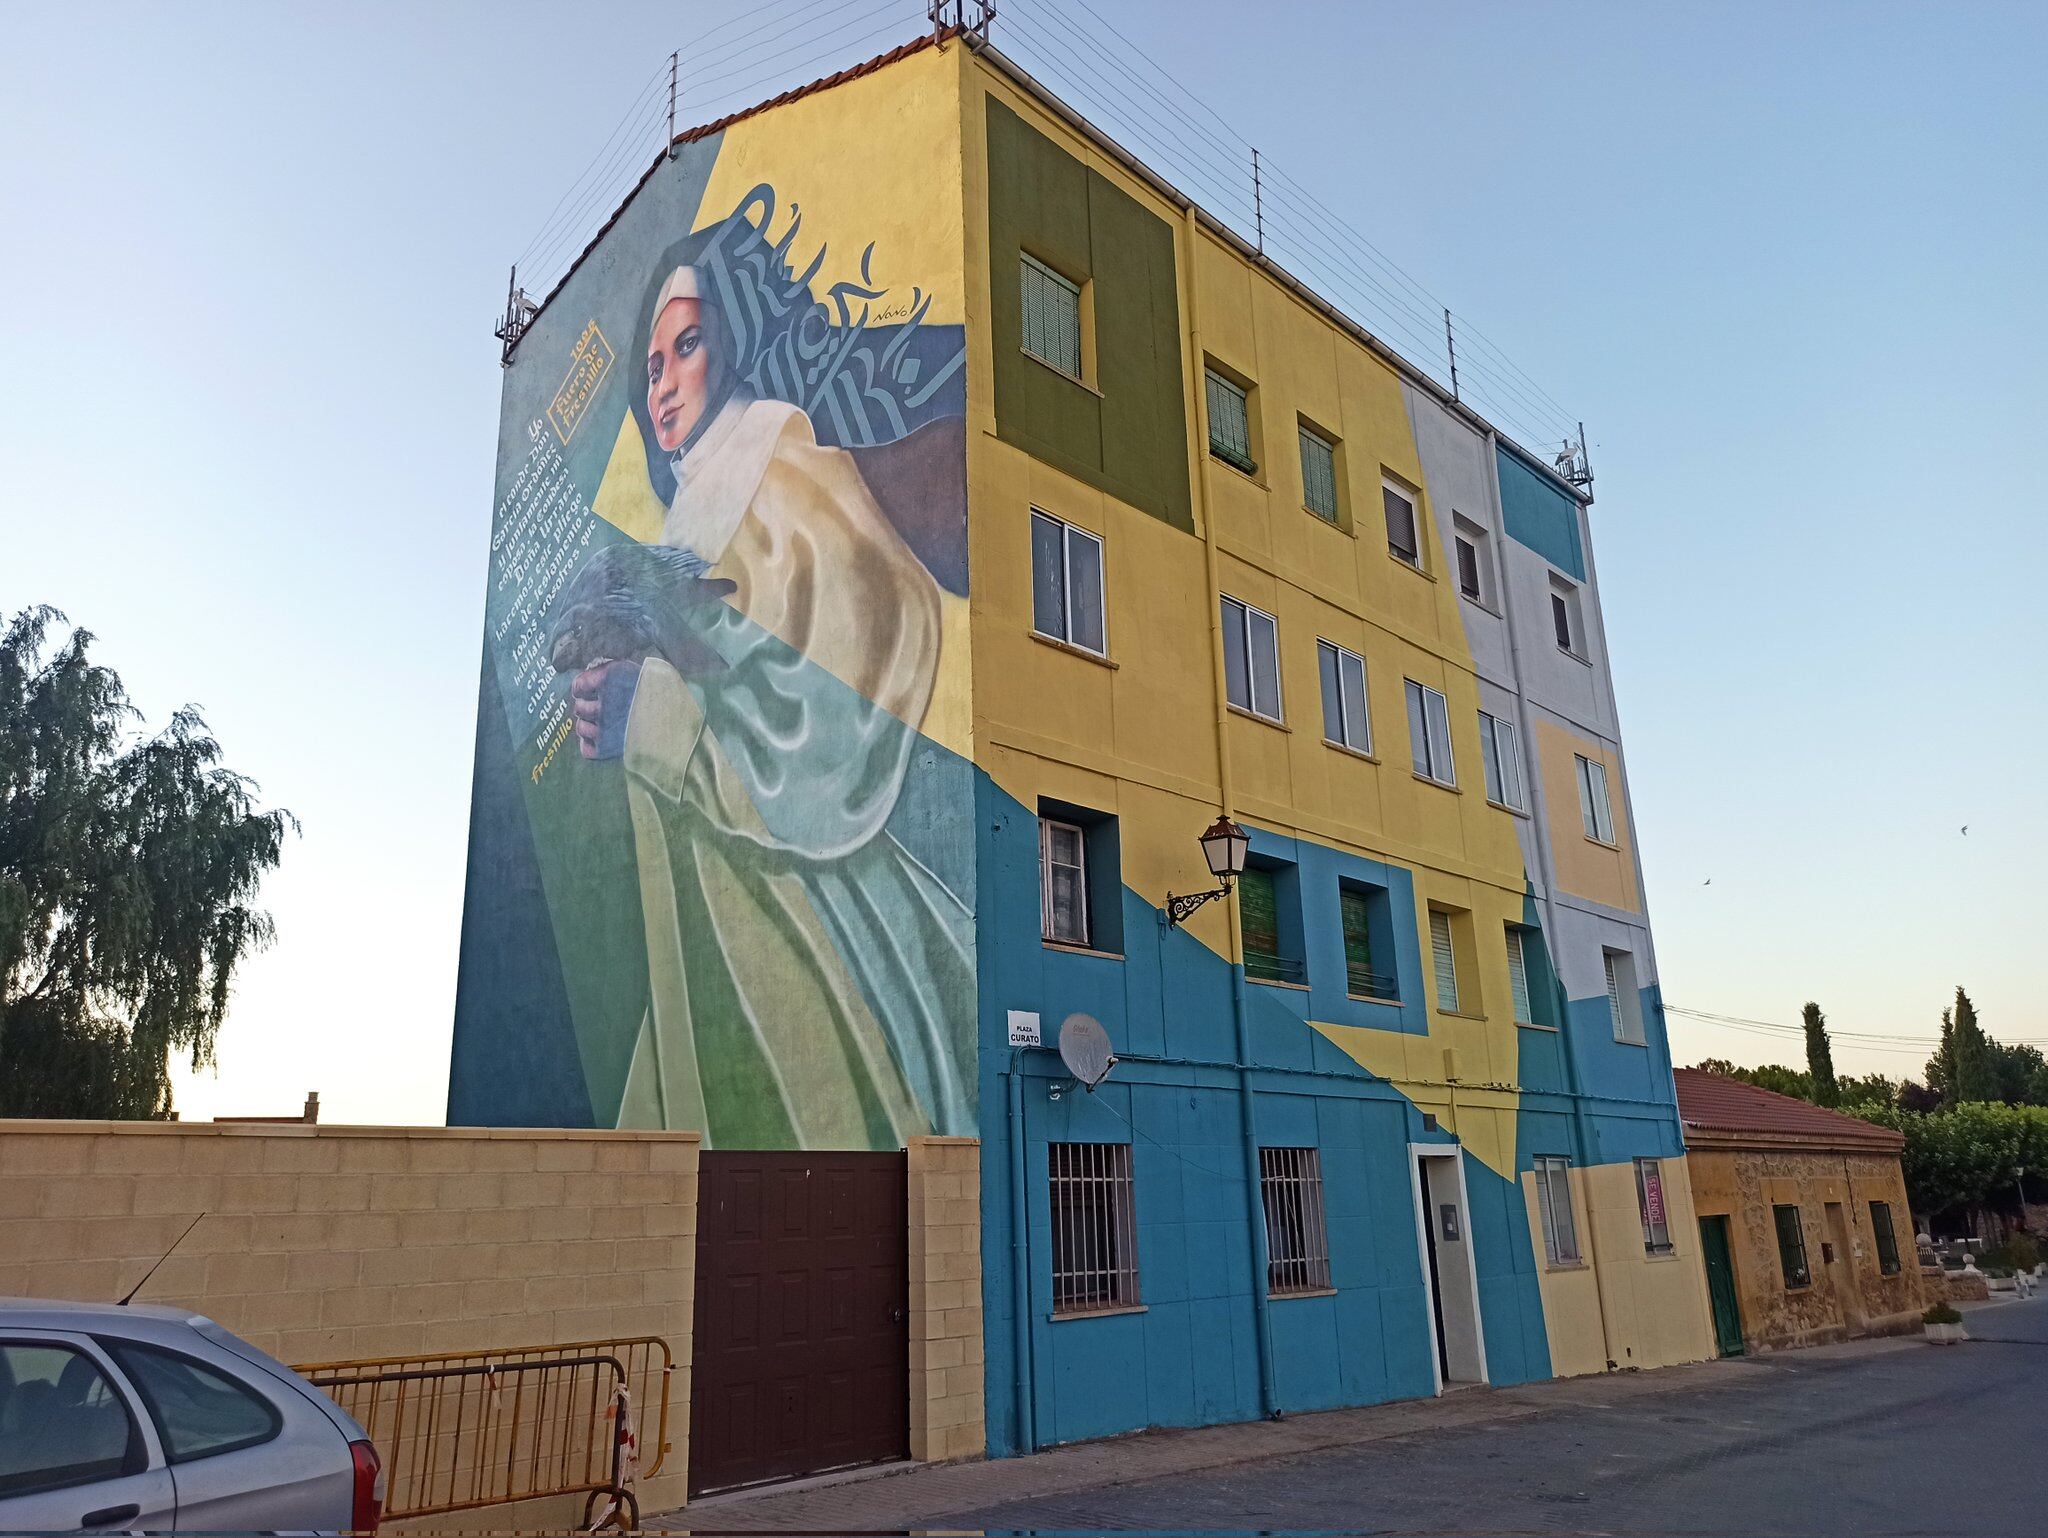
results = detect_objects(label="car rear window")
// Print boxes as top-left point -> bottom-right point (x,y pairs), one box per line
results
105,1341 -> 282,1464
0,1341 -> 142,1496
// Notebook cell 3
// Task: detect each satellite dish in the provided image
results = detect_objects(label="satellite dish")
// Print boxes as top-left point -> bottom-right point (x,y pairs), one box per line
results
1058,1014 -> 1117,1090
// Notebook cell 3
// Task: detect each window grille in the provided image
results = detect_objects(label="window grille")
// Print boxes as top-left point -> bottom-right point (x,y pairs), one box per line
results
1429,909 -> 1460,1014
1299,426 -> 1338,522
1206,369 -> 1254,472
1049,1142 -> 1140,1315
1384,484 -> 1420,563
1260,1147 -> 1332,1295
1773,1203 -> 1810,1288
1871,1200 -> 1902,1276
1634,1157 -> 1673,1252
1021,254 -> 1082,377
1506,928 -> 1534,1024
1534,1155 -> 1580,1264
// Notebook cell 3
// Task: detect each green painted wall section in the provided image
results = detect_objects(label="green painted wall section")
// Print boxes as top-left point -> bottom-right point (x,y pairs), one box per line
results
986,98 -> 1192,532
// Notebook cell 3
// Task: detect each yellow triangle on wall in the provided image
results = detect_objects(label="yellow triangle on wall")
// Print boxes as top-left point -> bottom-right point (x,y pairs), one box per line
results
592,414 -> 668,544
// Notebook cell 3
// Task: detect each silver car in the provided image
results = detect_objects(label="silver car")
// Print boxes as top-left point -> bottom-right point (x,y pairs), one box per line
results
0,1298 -> 381,1534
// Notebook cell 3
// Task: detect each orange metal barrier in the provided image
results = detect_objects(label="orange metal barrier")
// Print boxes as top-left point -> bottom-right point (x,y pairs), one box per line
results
296,1336 -> 673,1526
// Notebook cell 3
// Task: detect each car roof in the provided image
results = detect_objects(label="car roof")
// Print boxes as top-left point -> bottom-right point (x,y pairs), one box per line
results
0,1295 -> 214,1330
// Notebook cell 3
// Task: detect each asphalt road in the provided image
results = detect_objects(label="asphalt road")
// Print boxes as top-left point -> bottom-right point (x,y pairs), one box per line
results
928,1298 -> 2048,1536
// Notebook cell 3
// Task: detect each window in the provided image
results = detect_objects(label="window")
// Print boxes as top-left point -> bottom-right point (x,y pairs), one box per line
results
1049,1142 -> 1139,1315
1405,679 -> 1455,786
1261,1147 -> 1333,1295
1237,865 -> 1303,985
1030,510 -> 1106,655
1299,424 -> 1339,523
1605,949 -> 1645,1044
1222,596 -> 1283,722
1452,515 -> 1489,604
1773,1203 -> 1811,1288
1550,577 -> 1584,656
1040,818 -> 1089,946
1575,753 -> 1615,843
1317,641 -> 1371,753
1871,1201 -> 1902,1276
1341,885 -> 1396,1000
1429,909 -> 1460,1013
1478,711 -> 1525,810
1205,368 -> 1255,472
0,1341 -> 140,1497
1635,1158 -> 1673,1252
1534,1156 -> 1580,1265
106,1342 -> 280,1464
1384,482 -> 1421,565
1506,928 -> 1534,1024
1020,253 -> 1082,378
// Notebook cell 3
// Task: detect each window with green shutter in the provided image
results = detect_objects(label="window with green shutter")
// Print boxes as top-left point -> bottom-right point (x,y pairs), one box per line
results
1238,867 -> 1282,983
1020,253 -> 1083,378
1299,425 -> 1338,523
1871,1201 -> 1901,1276
1774,1203 -> 1811,1288
1429,909 -> 1459,1013
1341,887 -> 1395,1000
1206,369 -> 1254,472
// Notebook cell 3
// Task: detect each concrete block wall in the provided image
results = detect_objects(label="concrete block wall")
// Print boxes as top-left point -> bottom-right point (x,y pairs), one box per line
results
907,1135 -> 984,1462
0,1120 -> 699,1521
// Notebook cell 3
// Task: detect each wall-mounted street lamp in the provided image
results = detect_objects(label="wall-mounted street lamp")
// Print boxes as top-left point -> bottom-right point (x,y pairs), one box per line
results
1164,815 -> 1251,926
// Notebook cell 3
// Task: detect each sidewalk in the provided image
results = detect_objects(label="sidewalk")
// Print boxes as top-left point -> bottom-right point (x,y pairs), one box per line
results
647,1340 -> 1917,1534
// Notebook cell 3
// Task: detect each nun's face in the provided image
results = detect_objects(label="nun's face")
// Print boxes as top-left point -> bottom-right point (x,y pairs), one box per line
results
646,297 -> 715,453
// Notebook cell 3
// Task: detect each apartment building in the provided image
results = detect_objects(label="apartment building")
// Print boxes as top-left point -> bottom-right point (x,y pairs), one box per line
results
452,25 -> 1712,1489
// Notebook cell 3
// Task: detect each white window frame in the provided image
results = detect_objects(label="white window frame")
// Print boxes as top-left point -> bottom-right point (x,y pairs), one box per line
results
1405,679 -> 1456,787
1605,948 -> 1645,1045
1222,595 -> 1284,723
1020,252 -> 1083,379
1299,423 -> 1339,523
1634,1156 -> 1673,1252
1316,640 -> 1371,754
1534,1155 -> 1581,1265
1429,908 -> 1460,1014
1478,711 -> 1525,811
1549,576 -> 1584,658
1506,927 -> 1534,1024
1039,817 -> 1090,947
1029,509 -> 1107,657
1575,753 -> 1615,843
1384,480 -> 1422,567
1452,514 -> 1490,606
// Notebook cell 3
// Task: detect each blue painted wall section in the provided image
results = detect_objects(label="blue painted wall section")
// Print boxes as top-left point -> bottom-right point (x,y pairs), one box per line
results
975,773 -> 1557,1456
1495,447 -> 1586,579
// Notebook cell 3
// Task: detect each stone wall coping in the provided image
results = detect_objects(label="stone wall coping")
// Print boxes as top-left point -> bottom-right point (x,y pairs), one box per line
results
907,1136 -> 981,1148
0,1120 -> 701,1144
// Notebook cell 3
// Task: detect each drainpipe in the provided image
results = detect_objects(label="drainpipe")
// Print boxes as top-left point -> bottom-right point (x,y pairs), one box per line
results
1180,203 -> 1280,1420
1007,1052 -> 1036,1453
1481,430 -> 1618,1371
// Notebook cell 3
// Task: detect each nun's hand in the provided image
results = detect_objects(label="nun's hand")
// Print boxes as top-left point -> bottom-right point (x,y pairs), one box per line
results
571,659 -> 640,760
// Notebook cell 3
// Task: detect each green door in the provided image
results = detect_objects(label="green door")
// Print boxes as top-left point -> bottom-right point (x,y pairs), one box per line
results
1699,1215 -> 1745,1357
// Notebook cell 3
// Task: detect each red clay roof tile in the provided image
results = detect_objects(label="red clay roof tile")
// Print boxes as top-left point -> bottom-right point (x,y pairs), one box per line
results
1674,1068 -> 1904,1151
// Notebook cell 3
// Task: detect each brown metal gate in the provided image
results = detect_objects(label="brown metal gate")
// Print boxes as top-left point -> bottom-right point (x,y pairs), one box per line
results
689,1150 -> 909,1496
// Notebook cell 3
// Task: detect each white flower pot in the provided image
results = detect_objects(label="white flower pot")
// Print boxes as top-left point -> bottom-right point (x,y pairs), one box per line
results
1926,1321 -> 1966,1345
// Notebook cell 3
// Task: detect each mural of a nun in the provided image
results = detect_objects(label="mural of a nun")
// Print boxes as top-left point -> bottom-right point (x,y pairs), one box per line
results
550,196 -> 974,1148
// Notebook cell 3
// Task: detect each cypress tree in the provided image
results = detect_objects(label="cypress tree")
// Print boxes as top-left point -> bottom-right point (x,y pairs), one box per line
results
1952,987 -> 1996,1103
1803,1001 -> 1840,1106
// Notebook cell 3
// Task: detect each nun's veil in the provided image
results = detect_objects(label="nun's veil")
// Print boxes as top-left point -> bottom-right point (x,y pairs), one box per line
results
630,225 -> 739,508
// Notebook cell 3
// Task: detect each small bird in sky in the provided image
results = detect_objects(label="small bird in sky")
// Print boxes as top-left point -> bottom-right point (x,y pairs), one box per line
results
1703,878 -> 1712,886
1961,825 -> 1969,836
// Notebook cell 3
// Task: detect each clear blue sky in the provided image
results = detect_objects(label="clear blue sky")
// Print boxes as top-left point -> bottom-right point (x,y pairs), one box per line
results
4,1 -> 2041,1122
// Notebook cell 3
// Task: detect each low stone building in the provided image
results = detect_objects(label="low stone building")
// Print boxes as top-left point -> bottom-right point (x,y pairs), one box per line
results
1675,1070 -> 1923,1354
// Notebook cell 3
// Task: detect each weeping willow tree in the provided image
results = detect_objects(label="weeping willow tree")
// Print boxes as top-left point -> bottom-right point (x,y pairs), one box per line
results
1,607 -> 293,1118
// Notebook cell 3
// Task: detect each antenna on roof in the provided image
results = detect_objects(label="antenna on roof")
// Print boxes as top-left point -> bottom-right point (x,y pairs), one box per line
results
1553,423 -> 1593,490
930,0 -> 995,45
118,1211 -> 206,1306
495,266 -> 539,368
666,50 -> 679,160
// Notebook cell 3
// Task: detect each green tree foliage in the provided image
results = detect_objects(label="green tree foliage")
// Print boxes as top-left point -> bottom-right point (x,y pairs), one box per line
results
1803,1001 -> 1840,1107
1849,1101 -> 2048,1220
1,608 -> 292,1118
1688,1058 -> 1814,1099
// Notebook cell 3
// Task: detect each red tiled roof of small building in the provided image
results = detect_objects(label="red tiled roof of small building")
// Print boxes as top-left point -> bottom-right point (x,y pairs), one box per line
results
1674,1068 -> 1905,1152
